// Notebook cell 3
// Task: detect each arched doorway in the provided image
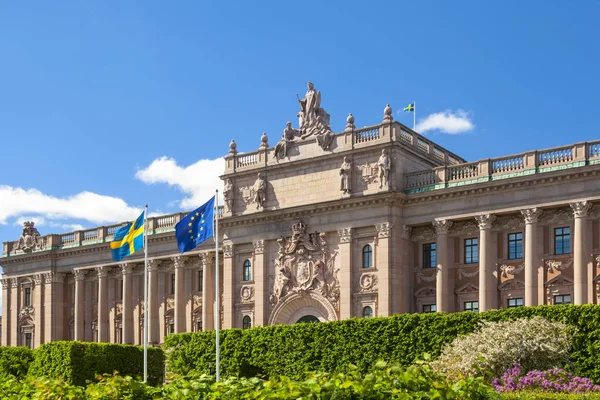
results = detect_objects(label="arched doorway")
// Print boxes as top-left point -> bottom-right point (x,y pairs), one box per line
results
296,315 -> 320,324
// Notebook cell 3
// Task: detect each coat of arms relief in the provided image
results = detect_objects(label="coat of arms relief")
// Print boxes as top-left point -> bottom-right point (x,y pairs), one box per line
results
14,221 -> 43,252
270,221 -> 339,310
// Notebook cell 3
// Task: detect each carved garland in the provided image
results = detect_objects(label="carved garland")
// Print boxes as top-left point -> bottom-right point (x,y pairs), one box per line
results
416,272 -> 436,284
545,259 -> 573,273
457,268 -> 479,280
499,264 -> 525,278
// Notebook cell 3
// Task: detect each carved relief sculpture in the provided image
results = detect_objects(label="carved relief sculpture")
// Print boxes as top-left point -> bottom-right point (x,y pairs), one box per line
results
270,221 -> 339,310
253,172 -> 266,210
359,273 -> 378,293
15,221 -> 42,252
339,156 -> 352,195
223,178 -> 234,212
273,122 -> 300,160
377,149 -> 391,189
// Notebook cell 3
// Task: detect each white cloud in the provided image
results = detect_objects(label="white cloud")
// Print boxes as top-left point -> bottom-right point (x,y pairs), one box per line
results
416,110 -> 475,134
0,186 -> 142,226
135,157 -> 224,209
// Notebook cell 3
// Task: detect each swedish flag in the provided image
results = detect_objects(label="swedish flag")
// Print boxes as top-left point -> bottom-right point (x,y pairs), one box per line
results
110,211 -> 145,262
403,103 -> 415,112
175,196 -> 215,254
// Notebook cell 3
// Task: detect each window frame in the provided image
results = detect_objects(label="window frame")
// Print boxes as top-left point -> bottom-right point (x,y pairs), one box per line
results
422,242 -> 437,268
24,332 -> 32,349
242,315 -> 252,329
242,259 -> 252,281
554,294 -> 571,305
464,238 -> 479,264
422,304 -> 437,313
362,245 -> 373,269
24,287 -> 31,307
464,301 -> 479,313
170,273 -> 175,295
507,232 -> 523,260
554,227 -> 571,255
507,298 -> 524,308
197,270 -> 203,292
362,306 -> 373,318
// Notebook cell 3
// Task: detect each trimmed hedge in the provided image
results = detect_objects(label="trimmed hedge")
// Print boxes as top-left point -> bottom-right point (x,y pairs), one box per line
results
164,304 -> 600,382
0,346 -> 34,378
28,341 -> 164,386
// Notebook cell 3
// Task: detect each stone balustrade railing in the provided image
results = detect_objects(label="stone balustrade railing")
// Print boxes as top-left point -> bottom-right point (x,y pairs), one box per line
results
405,141 -> 600,193
2,206 -> 225,257
224,121 -> 465,174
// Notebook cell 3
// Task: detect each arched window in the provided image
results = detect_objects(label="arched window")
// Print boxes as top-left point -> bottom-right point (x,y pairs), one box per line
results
362,306 -> 373,318
362,245 -> 373,268
243,259 -> 252,281
242,315 -> 252,329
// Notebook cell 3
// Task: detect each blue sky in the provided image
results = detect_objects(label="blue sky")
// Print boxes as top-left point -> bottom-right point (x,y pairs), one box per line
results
1,1 -> 599,246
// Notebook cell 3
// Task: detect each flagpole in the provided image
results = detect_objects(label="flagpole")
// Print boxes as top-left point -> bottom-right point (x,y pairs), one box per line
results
413,100 -> 416,131
143,205 -> 148,383
214,190 -> 220,382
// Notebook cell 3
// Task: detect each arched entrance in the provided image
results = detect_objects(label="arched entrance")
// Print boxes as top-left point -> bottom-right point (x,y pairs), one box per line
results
296,315 -> 320,324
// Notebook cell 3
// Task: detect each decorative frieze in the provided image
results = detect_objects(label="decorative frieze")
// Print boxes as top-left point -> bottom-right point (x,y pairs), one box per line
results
451,221 -> 478,237
411,226 -> 435,242
494,215 -> 525,231
475,214 -> 496,230
456,268 -> 479,280
33,274 -> 43,286
570,201 -> 592,218
521,208 -> 543,224
416,272 -> 436,284
375,222 -> 391,238
540,208 -> 572,226
433,220 -> 453,235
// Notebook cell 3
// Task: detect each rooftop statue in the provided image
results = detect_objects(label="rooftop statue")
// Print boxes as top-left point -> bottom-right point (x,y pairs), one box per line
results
296,82 -> 333,140
15,221 -> 42,252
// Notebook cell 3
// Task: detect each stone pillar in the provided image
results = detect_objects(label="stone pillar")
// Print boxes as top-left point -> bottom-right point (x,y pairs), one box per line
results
121,264 -> 133,344
33,274 -> 44,347
433,220 -> 453,313
201,253 -> 215,331
96,267 -> 109,342
521,208 -> 542,307
84,280 -> 93,342
74,270 -> 86,341
253,240 -> 267,326
9,278 -> 18,346
108,272 -> 116,343
375,223 -> 392,316
47,273 -> 66,342
222,242 -> 234,329
338,228 -> 353,319
1,279 -> 10,346
147,259 -> 161,344
475,214 -> 495,312
397,226 -> 412,314
185,268 -> 194,332
571,201 -> 592,305
172,256 -> 187,333
158,270 -> 166,344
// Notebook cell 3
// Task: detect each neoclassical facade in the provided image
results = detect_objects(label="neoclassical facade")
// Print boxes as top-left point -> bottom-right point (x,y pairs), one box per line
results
3,82 -> 600,349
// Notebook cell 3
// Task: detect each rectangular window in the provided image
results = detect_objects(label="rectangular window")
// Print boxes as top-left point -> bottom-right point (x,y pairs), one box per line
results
508,233 -> 523,260
507,298 -> 524,308
24,287 -> 31,307
198,270 -> 203,293
423,243 -> 437,268
422,304 -> 436,313
170,274 -> 175,295
464,301 -> 479,313
464,238 -> 479,264
554,294 -> 571,305
25,333 -> 32,349
554,227 -> 571,255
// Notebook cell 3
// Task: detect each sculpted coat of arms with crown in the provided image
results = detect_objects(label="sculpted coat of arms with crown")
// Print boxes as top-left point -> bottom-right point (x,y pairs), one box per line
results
15,221 -> 42,252
270,221 -> 339,309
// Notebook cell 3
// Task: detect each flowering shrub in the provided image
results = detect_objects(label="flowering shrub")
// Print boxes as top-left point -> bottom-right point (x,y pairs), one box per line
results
493,362 -> 600,394
430,316 -> 574,381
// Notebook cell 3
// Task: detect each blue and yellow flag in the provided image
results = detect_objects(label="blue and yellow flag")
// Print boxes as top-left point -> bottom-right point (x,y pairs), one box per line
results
175,196 -> 215,254
110,211 -> 145,262
403,103 -> 415,112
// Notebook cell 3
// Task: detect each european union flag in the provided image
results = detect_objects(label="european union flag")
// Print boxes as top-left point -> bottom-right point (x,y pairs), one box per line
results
175,196 -> 215,254
110,211 -> 145,262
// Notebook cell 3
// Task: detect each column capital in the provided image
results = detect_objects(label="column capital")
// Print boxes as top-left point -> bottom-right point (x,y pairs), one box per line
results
171,256 -> 188,269
120,263 -> 134,275
95,266 -> 111,279
10,278 -> 18,288
223,241 -> 234,258
147,259 -> 162,272
375,222 -> 392,238
199,252 -> 215,267
521,207 -> 543,224
475,214 -> 496,230
74,269 -> 88,281
337,227 -> 353,243
253,240 -> 265,254
570,201 -> 592,218
47,272 -> 66,284
1,278 -> 9,290
401,225 -> 412,240
433,220 -> 453,235
33,274 -> 44,286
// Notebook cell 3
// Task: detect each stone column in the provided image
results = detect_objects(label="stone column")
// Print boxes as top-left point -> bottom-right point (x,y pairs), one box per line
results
33,274 -> 44,347
185,268 -> 194,331
375,223 -> 392,316
475,214 -> 495,312
397,226 -> 412,314
571,201 -> 592,305
253,240 -> 267,326
45,273 -> 65,342
200,253 -> 215,331
433,220 -> 453,313
521,208 -> 542,307
9,278 -> 18,346
108,272 -> 116,343
147,259 -> 161,344
1,279 -> 10,346
121,263 -> 133,344
74,270 -> 86,341
338,228 -> 353,319
222,242 -> 234,329
172,256 -> 187,333
84,280 -> 93,342
96,267 -> 109,342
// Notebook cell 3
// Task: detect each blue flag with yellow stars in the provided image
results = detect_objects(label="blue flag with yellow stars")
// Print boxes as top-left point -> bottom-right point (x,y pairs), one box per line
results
175,196 -> 215,254
110,210 -> 145,262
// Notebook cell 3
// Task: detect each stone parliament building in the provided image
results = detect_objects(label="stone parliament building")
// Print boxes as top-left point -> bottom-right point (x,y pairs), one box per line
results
2,82 -> 600,349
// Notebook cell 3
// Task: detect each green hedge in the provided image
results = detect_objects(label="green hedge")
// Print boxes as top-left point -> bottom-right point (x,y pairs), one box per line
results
164,304 -> 600,382
28,341 -> 164,386
0,346 -> 34,378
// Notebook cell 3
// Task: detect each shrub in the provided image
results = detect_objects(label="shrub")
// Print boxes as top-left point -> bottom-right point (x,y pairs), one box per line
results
0,346 -> 34,378
165,304 -> 600,382
28,341 -> 165,386
430,317 -> 573,381
493,362 -> 600,393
